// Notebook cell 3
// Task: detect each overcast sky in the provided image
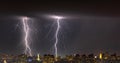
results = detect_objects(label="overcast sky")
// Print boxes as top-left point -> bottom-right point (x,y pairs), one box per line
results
0,1 -> 120,56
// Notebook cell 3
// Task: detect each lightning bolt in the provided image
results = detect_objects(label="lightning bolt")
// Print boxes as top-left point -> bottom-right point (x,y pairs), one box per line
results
22,17 -> 32,56
55,18 -> 60,58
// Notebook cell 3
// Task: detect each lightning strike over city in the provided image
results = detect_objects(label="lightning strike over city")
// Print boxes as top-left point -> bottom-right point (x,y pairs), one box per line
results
0,2 -> 120,63
50,16 -> 64,58
55,17 -> 60,58
22,17 -> 32,56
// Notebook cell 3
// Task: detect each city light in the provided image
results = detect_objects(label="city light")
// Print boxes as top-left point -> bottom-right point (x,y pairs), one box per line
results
37,54 -> 40,61
3,60 -> 7,63
99,53 -> 102,59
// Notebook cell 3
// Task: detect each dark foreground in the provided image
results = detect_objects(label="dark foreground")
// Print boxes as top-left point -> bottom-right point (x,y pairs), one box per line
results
0,53 -> 120,63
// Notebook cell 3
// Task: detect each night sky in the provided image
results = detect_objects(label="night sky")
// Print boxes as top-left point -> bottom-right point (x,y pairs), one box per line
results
0,1 -> 120,56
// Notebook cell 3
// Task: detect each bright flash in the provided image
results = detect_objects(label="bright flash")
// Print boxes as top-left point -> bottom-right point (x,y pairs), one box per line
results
51,15 -> 64,19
